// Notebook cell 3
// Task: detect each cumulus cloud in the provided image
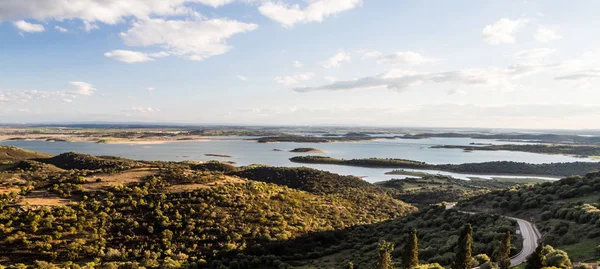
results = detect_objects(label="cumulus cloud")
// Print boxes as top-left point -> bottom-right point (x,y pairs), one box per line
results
12,20 -> 45,32
104,50 -> 157,63
119,18 -> 258,61
237,75 -> 248,81
54,25 -> 68,32
0,0 -> 234,27
294,64 -> 552,93
322,52 -> 351,68
363,50 -> 438,65
535,26 -> 562,43
275,73 -> 314,85
513,48 -> 555,61
0,82 -> 97,103
258,0 -> 362,27
147,87 -> 156,92
293,61 -> 304,68
482,18 -> 528,45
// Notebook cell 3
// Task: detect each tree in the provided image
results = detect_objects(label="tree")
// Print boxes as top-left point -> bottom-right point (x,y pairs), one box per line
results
378,240 -> 395,269
496,231 -> 511,269
526,244 -> 547,269
403,229 -> 419,269
452,224 -> 473,269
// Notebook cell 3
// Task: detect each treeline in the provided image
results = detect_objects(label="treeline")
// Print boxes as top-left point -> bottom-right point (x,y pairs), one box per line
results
403,133 -> 600,145
290,156 -> 600,177
256,136 -> 377,143
432,144 -> 600,157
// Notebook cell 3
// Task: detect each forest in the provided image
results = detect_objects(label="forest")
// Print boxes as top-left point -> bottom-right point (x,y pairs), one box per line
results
0,146 -> 595,268
290,156 -> 600,177
431,144 -> 600,158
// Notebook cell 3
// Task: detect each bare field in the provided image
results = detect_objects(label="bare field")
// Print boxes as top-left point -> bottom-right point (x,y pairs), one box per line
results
82,167 -> 159,191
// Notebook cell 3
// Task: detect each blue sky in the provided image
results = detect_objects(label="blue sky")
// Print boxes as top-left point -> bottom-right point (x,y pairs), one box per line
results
1,0 -> 600,129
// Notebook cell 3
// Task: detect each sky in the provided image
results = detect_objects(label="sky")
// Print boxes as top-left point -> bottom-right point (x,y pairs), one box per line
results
1,0 -> 600,129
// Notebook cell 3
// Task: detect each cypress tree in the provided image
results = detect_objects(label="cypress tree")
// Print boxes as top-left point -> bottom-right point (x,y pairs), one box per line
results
452,224 -> 473,269
403,229 -> 419,269
525,244 -> 547,269
378,240 -> 395,269
497,231 -> 511,269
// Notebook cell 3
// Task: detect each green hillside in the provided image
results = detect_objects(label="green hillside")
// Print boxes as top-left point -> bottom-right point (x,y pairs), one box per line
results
458,172 -> 600,261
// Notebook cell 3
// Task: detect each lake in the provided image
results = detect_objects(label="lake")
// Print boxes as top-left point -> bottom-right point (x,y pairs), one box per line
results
1,137 -> 594,182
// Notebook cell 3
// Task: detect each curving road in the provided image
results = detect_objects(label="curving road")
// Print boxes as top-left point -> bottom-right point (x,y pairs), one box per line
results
506,216 -> 541,266
446,204 -> 541,266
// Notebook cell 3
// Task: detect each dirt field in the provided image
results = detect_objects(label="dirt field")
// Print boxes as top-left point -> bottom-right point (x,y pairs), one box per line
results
18,190 -> 72,207
81,167 -> 159,191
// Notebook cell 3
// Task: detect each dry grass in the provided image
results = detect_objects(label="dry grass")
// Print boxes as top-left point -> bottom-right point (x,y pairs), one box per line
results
82,167 -> 159,191
18,190 -> 71,207
166,176 -> 246,193
0,187 -> 20,194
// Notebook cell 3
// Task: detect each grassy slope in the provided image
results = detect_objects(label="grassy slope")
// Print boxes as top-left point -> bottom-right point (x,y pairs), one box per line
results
0,146 -> 52,163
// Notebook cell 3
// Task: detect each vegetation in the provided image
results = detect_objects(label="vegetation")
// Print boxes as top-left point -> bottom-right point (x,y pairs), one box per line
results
256,135 -> 378,143
458,172 -> 600,261
402,229 -> 419,269
432,144 -> 600,158
403,133 -> 600,145
36,152 -> 145,172
291,156 -> 600,177
375,175 -> 536,206
451,224 -> 473,269
289,148 -> 325,153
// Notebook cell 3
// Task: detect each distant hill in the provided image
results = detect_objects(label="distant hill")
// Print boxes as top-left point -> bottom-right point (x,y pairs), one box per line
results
37,152 -> 143,171
0,146 -> 52,163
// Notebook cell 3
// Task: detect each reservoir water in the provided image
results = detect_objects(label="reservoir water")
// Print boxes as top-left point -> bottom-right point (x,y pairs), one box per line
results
1,137 -> 594,182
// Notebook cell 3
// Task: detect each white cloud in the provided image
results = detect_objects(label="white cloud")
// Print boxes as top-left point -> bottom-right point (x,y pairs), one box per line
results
258,0 -> 362,27
294,64 -> 551,93
535,26 -> 562,43
147,87 -> 156,92
104,50 -> 156,63
54,25 -> 68,32
149,51 -> 170,58
364,50 -> 438,65
322,52 -> 351,68
324,76 -> 337,82
12,20 -> 45,32
275,73 -> 314,85
69,81 -> 97,96
482,18 -> 528,45
447,89 -> 466,95
237,75 -> 248,81
125,107 -> 161,113
555,70 -> 600,81
0,0 -> 234,28
293,61 -> 304,68
119,18 -> 258,61
513,48 -> 555,61
0,82 -> 97,103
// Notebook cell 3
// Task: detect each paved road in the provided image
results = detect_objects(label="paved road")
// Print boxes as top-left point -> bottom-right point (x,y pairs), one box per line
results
507,216 -> 540,266
446,204 -> 541,266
